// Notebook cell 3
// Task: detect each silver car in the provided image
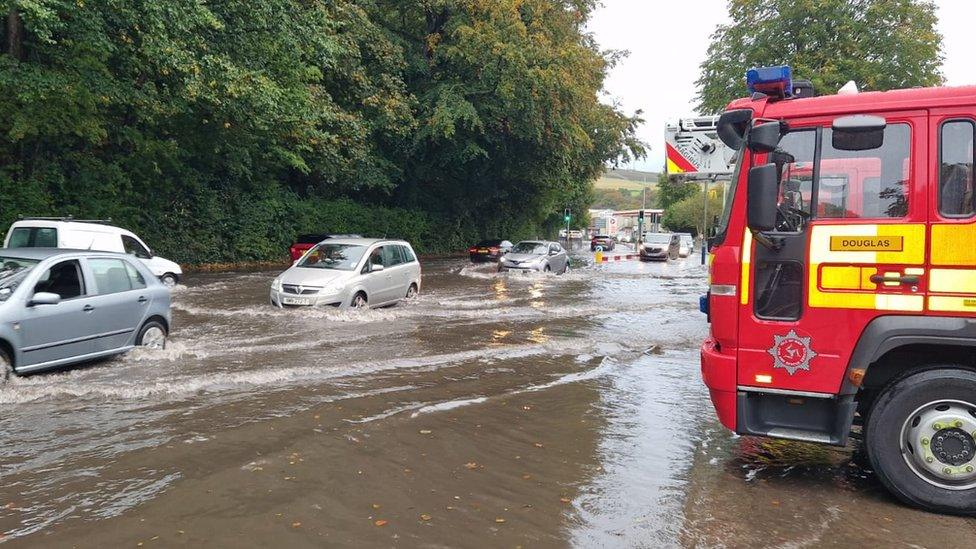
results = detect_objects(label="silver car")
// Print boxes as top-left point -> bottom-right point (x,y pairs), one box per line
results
270,238 -> 422,309
498,240 -> 569,274
0,248 -> 172,378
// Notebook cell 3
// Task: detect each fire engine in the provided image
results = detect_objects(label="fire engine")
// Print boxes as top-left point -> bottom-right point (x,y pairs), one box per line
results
701,65 -> 976,515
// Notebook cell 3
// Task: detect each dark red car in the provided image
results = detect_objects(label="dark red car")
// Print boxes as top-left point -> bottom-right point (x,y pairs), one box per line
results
289,233 -> 361,261
468,239 -> 513,262
590,234 -> 615,251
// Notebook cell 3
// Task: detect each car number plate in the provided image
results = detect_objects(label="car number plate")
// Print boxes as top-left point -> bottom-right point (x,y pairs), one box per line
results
283,297 -> 312,306
478,248 -> 489,253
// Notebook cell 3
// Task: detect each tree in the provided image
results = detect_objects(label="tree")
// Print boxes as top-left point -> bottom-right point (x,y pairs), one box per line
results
0,0 -> 643,262
696,0 -> 944,114
663,192 -> 724,237
656,173 -> 697,210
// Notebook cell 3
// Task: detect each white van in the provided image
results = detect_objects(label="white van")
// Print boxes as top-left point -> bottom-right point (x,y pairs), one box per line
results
3,218 -> 183,286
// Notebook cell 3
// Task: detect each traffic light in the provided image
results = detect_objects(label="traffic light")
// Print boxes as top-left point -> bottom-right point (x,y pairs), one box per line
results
638,209 -> 645,222
563,208 -> 571,223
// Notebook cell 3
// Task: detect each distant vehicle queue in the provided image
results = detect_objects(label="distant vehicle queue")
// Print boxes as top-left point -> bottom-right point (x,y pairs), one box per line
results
0,215 -> 693,380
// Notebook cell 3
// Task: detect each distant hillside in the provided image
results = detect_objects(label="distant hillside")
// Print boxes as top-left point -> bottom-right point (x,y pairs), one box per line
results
603,168 -> 660,182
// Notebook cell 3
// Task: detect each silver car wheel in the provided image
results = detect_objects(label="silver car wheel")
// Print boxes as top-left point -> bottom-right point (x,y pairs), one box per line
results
900,399 -> 976,490
406,285 -> 418,299
353,294 -> 368,308
161,274 -> 177,287
141,326 -> 166,350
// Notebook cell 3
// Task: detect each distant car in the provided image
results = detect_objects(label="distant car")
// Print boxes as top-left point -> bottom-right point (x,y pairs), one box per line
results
568,230 -> 583,240
498,241 -> 569,274
271,238 -> 421,309
0,248 -> 171,378
616,232 -> 632,243
639,233 -> 680,261
5,218 -> 183,286
289,233 -> 362,262
590,234 -> 615,251
677,234 -> 694,257
468,239 -> 513,262
558,229 -> 568,239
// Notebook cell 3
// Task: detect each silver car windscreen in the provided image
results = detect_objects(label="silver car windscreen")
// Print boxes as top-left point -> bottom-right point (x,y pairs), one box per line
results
0,257 -> 40,301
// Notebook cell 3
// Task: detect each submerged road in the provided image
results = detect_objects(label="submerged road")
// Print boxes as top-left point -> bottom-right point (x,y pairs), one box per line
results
1,248 -> 973,547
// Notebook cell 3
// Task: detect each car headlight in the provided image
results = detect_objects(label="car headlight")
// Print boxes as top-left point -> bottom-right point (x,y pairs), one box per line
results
271,277 -> 282,291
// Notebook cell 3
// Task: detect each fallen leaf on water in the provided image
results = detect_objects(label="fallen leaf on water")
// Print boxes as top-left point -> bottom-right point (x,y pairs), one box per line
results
291,522 -> 301,528
521,474 -> 531,480
559,497 -> 571,504
522,406 -> 532,411
178,530 -> 185,535
495,518 -> 506,524
374,520 -> 388,527
464,462 -> 478,470
313,415 -> 320,419
372,503 -> 381,509
420,514 -> 431,521
419,429 -> 432,435
533,443 -> 544,448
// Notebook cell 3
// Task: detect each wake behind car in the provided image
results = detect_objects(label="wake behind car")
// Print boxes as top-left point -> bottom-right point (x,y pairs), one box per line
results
0,248 -> 171,378
5,218 -> 183,286
468,239 -> 513,262
590,234 -> 615,251
639,232 -> 679,261
498,240 -> 568,274
271,238 -> 421,309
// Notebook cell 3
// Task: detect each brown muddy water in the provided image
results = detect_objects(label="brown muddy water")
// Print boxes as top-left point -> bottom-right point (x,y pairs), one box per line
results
1,246 -> 973,547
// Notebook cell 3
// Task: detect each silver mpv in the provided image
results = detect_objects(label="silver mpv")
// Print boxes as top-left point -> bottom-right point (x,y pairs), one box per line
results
0,249 -> 172,378
270,238 -> 422,309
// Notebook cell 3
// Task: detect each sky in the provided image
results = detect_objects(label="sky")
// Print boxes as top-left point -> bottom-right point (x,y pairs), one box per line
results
587,0 -> 976,172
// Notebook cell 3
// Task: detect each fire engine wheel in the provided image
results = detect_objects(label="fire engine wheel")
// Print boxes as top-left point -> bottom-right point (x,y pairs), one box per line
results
866,368 -> 976,515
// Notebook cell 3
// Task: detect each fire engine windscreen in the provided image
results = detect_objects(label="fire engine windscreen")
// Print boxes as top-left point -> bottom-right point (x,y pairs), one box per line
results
772,124 -> 910,228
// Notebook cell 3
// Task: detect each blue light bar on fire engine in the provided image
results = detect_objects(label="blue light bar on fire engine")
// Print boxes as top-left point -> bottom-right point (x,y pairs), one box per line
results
746,65 -> 793,99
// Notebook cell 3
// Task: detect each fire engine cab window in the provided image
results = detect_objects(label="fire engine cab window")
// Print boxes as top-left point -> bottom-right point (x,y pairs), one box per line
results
775,130 -> 816,229
939,120 -> 975,217
817,124 -> 910,219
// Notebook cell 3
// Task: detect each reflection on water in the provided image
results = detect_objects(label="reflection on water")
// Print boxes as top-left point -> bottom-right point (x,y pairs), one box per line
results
3,253 -> 959,547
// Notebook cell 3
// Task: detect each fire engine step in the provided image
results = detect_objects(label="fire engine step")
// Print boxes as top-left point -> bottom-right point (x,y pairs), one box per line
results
736,390 -> 858,446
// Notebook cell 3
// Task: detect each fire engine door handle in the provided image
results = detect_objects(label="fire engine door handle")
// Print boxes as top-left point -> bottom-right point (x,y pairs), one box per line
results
870,274 -> 920,285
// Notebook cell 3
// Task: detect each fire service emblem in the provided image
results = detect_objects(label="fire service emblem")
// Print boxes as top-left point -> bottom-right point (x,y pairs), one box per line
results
767,330 -> 817,375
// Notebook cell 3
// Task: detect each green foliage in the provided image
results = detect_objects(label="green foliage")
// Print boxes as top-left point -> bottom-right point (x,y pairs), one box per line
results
656,173 -> 697,210
663,191 -> 724,237
696,0 -> 944,114
591,187 -> 657,210
0,0 -> 642,263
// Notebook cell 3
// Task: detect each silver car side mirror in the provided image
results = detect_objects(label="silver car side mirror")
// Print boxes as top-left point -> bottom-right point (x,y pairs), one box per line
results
371,264 -> 385,273
29,292 -> 61,306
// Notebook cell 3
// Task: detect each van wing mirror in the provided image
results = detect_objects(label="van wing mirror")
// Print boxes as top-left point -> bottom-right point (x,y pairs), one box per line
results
832,115 -> 885,151
747,164 -> 779,232
717,109 -> 753,150
747,121 -> 785,153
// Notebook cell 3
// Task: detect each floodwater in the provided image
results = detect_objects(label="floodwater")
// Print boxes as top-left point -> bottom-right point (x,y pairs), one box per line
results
1,245 -> 973,547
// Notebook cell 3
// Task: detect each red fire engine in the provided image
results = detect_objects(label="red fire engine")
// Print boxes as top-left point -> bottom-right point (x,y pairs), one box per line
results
701,65 -> 976,515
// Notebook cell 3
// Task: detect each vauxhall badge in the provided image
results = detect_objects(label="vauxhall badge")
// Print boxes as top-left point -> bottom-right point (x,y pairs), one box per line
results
767,330 -> 817,375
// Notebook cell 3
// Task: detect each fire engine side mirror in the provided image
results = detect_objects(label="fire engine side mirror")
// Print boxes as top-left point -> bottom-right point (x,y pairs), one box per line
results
717,109 -> 753,149
832,115 -> 886,151
747,164 -> 779,232
746,121 -> 784,153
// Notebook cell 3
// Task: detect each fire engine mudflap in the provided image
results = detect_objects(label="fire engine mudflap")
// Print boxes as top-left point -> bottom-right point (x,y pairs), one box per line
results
700,65 -> 976,516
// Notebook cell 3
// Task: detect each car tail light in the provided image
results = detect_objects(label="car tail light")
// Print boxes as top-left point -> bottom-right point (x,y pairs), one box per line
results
489,247 -> 499,252
468,247 -> 477,253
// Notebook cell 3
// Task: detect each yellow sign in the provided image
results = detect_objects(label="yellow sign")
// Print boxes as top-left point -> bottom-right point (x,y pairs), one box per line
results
829,236 -> 904,252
